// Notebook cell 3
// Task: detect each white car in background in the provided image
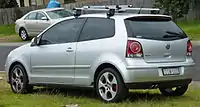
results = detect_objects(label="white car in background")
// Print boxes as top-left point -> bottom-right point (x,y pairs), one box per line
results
15,8 -> 73,41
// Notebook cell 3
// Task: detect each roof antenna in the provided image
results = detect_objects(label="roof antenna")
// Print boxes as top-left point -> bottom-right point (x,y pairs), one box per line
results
137,0 -> 145,14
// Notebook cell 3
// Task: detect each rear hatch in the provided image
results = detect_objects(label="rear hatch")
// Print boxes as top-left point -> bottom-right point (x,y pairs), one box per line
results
125,16 -> 188,63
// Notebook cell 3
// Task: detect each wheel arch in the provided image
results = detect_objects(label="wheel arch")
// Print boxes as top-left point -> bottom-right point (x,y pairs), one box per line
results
19,27 -> 26,34
8,61 -> 29,83
93,63 -> 126,86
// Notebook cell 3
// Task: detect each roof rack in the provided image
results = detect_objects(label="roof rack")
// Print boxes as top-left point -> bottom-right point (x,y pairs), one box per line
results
82,5 -> 134,9
73,5 -> 160,18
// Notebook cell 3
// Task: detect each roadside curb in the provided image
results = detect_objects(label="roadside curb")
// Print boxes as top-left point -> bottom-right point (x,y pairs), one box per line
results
0,42 -> 29,46
192,41 -> 200,46
192,81 -> 200,85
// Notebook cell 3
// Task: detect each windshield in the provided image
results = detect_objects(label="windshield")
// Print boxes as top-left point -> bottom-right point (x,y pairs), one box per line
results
125,17 -> 187,41
47,9 -> 73,19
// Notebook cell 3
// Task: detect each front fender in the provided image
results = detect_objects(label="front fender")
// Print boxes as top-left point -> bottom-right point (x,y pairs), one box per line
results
17,24 -> 28,34
5,51 -> 31,83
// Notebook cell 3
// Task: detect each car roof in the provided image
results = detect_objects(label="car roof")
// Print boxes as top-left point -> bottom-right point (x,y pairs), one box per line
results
46,13 -> 172,28
58,13 -> 172,21
79,13 -> 171,19
31,8 -> 65,12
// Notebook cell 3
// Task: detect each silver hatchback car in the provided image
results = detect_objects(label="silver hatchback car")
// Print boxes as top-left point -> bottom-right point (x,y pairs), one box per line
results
6,8 -> 195,102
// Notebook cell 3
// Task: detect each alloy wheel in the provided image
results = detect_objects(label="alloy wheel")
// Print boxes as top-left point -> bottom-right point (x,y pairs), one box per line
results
20,30 -> 27,40
11,67 -> 24,93
98,72 -> 118,101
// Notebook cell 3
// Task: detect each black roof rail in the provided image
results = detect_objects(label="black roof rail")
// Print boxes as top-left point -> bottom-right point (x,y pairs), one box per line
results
107,8 -> 115,18
74,9 -> 82,18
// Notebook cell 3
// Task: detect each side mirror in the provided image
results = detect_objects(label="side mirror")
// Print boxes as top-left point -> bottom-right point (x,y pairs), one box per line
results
31,37 -> 40,46
41,17 -> 48,20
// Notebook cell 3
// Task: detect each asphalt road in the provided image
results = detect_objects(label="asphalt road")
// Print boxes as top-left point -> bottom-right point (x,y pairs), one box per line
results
0,46 -> 18,71
0,45 -> 199,80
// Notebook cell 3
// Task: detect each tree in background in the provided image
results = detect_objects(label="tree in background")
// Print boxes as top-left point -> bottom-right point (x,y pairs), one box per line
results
192,0 -> 200,8
192,0 -> 200,19
0,0 -> 18,8
154,0 -> 190,21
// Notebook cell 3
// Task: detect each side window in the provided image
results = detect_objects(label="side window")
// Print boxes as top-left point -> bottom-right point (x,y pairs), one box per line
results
37,12 -> 46,20
79,18 -> 115,41
40,18 -> 85,45
25,12 -> 37,20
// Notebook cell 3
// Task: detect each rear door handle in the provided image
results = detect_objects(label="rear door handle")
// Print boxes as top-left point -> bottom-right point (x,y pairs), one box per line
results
66,47 -> 73,52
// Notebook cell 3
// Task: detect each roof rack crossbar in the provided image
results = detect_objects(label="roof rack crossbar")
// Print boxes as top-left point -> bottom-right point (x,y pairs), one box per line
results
81,5 -> 160,12
73,5 -> 161,17
73,8 -> 117,18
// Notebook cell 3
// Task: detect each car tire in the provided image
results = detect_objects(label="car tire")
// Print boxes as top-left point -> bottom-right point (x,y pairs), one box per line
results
159,85 -> 188,96
95,68 -> 128,102
9,64 -> 33,94
19,28 -> 29,41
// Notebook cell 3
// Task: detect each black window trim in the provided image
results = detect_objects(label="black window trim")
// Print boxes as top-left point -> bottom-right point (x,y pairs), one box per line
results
37,17 -> 87,46
77,17 -> 116,42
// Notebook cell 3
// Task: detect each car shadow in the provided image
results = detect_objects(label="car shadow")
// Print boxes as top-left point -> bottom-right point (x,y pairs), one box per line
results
32,87 -> 184,102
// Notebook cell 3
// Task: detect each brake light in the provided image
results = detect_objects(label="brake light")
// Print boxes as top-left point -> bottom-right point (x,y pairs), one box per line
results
126,40 -> 143,58
187,40 -> 192,56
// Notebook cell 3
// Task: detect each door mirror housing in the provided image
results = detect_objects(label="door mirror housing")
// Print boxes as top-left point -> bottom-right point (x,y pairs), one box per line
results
41,17 -> 48,20
31,37 -> 40,46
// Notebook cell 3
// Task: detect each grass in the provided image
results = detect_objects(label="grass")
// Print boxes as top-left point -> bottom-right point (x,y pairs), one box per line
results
0,72 -> 200,107
0,24 -> 23,43
0,20 -> 199,42
177,20 -> 200,40
0,24 -> 15,36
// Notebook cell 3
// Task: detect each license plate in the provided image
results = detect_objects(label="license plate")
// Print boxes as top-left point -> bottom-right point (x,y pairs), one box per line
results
162,68 -> 180,76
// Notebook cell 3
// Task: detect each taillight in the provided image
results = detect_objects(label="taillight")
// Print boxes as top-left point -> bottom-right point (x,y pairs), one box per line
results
126,40 -> 143,58
187,40 -> 192,56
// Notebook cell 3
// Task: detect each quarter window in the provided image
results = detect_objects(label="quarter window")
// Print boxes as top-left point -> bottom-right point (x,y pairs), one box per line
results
79,18 -> 115,41
25,12 -> 37,20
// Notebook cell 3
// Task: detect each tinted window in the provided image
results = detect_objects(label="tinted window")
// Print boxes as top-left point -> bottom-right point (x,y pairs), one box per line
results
125,17 -> 187,41
25,12 -> 37,20
46,9 -> 73,19
40,18 -> 85,45
37,13 -> 46,20
79,18 -> 115,41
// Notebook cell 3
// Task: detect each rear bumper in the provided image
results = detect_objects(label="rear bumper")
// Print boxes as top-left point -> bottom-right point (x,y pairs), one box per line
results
126,79 -> 192,89
123,58 -> 195,85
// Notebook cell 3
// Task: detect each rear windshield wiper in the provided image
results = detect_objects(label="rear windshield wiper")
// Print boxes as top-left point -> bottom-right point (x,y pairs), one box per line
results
163,31 -> 185,38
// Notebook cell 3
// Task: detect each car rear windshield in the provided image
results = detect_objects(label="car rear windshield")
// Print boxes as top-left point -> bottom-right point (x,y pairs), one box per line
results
47,9 -> 73,19
124,16 -> 187,41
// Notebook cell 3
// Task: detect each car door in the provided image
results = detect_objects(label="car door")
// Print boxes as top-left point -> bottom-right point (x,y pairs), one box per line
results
75,18 -> 115,85
24,12 -> 38,35
30,18 -> 86,84
36,12 -> 51,35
